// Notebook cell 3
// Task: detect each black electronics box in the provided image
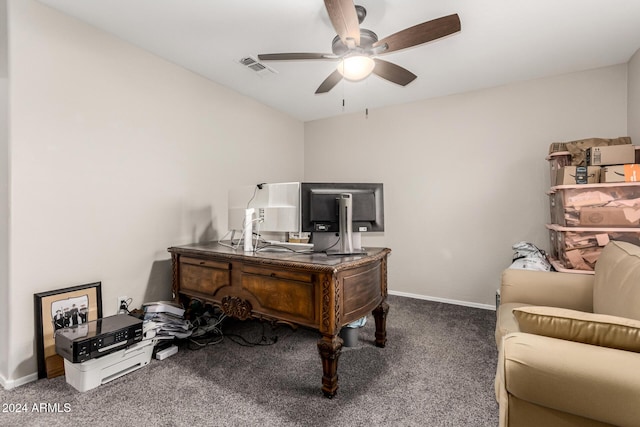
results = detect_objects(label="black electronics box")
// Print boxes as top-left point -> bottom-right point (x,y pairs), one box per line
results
55,314 -> 143,363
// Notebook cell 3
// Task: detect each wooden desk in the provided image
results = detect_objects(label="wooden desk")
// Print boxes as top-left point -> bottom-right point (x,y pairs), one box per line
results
167,242 -> 391,398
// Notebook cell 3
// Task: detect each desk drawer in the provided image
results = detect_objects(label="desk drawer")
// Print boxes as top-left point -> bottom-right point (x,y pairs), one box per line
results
242,265 -> 313,283
242,268 -> 316,323
181,257 -> 230,270
179,257 -> 231,295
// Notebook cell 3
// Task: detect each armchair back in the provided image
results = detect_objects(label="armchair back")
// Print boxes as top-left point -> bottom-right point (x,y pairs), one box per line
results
593,241 -> 640,320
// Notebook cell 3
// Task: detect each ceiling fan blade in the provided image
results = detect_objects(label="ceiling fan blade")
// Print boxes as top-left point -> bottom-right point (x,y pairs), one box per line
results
324,0 -> 360,47
315,69 -> 343,94
372,59 -> 417,86
373,14 -> 460,54
258,53 -> 334,61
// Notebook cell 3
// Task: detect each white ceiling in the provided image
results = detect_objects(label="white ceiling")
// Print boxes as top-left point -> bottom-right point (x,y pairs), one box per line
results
36,0 -> 640,122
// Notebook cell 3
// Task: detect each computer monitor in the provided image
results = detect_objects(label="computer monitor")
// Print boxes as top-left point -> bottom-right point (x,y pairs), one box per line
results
300,182 -> 384,255
300,182 -> 384,233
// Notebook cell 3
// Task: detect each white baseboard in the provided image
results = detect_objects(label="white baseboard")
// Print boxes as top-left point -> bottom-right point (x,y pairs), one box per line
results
1,371 -> 38,390
389,290 -> 496,311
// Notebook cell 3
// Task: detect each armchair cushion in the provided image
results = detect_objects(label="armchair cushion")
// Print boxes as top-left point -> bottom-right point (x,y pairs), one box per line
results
513,306 -> 640,353
502,333 -> 640,427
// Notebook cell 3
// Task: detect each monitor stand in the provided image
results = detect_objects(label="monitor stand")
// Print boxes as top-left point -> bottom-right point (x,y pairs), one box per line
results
313,232 -> 365,255
325,193 -> 367,256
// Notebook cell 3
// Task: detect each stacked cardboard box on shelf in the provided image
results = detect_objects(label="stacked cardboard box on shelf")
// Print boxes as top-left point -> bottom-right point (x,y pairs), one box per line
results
546,137 -> 640,272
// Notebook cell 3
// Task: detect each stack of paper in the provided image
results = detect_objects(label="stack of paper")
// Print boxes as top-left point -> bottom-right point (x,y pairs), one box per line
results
142,301 -> 191,340
142,301 -> 185,317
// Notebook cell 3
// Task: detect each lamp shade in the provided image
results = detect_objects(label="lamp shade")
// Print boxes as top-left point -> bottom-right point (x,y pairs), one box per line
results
337,56 -> 375,81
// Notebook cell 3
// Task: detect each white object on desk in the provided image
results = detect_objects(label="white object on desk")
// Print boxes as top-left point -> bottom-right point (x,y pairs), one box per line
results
244,208 -> 254,252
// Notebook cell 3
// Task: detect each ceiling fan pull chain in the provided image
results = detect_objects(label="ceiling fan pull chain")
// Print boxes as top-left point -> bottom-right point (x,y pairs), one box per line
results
342,72 -> 346,112
365,77 -> 369,119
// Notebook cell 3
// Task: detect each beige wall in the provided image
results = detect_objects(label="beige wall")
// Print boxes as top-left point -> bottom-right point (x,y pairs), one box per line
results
0,0 -> 8,386
0,77 -> 8,388
3,0 -> 303,385
305,65 -> 628,307
629,48 -> 640,143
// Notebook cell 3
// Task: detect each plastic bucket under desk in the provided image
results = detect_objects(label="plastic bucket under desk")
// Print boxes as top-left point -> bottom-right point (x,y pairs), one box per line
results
339,326 -> 360,347
339,317 -> 367,347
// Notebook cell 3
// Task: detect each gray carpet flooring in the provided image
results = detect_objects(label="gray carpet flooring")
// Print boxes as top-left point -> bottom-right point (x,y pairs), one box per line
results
0,295 -> 499,427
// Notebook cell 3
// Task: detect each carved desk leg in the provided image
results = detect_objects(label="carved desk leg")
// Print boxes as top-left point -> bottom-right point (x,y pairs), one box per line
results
317,334 -> 343,398
170,253 -> 179,303
372,301 -> 389,348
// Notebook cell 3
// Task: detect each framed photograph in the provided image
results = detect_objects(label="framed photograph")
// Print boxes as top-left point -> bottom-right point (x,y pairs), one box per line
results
34,282 -> 103,379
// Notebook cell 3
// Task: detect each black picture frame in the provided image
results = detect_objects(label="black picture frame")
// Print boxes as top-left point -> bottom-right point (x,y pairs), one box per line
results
34,282 -> 103,379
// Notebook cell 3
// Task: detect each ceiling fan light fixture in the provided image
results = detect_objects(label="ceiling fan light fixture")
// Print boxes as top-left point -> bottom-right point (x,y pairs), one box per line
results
337,55 -> 375,81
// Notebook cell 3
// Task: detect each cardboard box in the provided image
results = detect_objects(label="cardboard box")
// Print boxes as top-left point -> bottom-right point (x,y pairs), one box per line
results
579,207 -> 640,226
547,151 -> 572,184
556,166 -> 600,185
586,145 -> 636,166
601,164 -> 640,183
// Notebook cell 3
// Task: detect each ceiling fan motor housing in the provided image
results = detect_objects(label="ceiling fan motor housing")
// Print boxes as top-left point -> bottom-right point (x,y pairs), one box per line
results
331,28 -> 378,56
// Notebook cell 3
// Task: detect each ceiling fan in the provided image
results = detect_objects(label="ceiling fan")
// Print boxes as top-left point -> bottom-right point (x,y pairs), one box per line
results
257,0 -> 461,94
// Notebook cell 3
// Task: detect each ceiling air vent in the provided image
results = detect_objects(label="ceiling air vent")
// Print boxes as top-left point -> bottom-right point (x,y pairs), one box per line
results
238,57 -> 277,76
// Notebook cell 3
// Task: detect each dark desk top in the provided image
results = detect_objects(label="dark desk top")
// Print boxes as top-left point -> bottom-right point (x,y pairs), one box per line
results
168,241 -> 390,271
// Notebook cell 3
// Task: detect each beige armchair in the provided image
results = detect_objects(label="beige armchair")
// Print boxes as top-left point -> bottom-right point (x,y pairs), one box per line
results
494,240 -> 640,427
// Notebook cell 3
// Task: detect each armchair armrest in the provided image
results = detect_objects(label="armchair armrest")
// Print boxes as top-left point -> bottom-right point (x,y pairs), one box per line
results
500,269 -> 594,312
501,332 -> 640,427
